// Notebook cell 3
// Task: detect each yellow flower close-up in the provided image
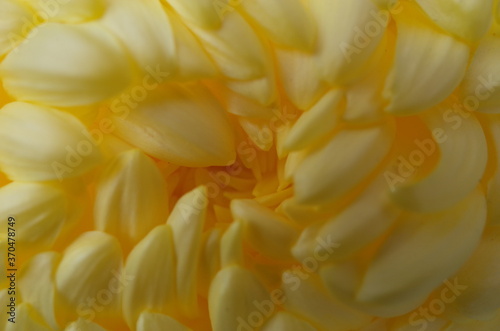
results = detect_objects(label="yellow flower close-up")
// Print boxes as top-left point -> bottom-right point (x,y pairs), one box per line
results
0,0 -> 500,330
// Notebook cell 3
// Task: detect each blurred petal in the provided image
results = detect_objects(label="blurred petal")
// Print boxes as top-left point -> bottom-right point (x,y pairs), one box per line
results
136,312 -> 192,331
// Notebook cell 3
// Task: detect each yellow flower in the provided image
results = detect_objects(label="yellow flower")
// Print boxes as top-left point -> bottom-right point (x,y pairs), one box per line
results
0,0 -> 500,330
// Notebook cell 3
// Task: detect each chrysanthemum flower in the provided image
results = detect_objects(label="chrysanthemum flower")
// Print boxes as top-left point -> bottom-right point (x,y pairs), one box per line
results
0,0 -> 499,330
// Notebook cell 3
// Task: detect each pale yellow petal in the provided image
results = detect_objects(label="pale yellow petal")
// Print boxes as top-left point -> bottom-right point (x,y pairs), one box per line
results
294,123 -> 394,205
94,150 -> 168,246
220,220 -> 244,268
0,0 -> 35,56
0,22 -> 133,107
136,312 -> 192,331
282,273 -> 370,331
310,0 -> 388,85
383,6 -> 470,115
0,182 -> 67,249
231,199 -> 299,261
0,102 -> 102,181
208,266 -> 270,331
293,177 -> 401,262
113,84 -> 235,167
6,303 -> 53,331
462,35 -> 500,113
260,311 -> 318,331
416,0 -> 494,41
25,0 -> 105,23
55,232 -> 123,311
168,10 -> 217,81
100,0 -> 176,75
276,49 -> 328,110
167,186 -> 208,317
225,75 -> 276,106
357,190 -> 486,316
284,89 -> 342,151
238,117 -> 274,151
446,228 -> 500,320
389,106 -> 488,212
189,11 -> 271,80
122,225 -> 176,328
19,252 -> 60,330
65,319 -> 108,331
163,0 -> 221,29
241,0 -> 315,50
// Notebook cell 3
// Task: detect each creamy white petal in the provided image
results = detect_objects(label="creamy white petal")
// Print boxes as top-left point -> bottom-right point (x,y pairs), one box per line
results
416,0 -> 494,41
113,84 -> 235,167
241,0 -> 315,50
294,123 -> 394,205
208,266 -> 270,331
231,199 -> 299,261
167,186 -> 208,317
0,102 -> 102,181
310,0 -> 388,85
383,7 -> 470,115
94,150 -> 168,246
284,90 -> 342,151
0,182 -> 67,249
136,312 -> 192,331
0,22 -> 133,107
122,225 -> 176,328
100,0 -> 176,75
55,232 -> 123,310
0,0 -> 35,56
390,106 -> 488,212
462,35 -> 500,113
189,12 -> 271,80
357,190 -> 486,316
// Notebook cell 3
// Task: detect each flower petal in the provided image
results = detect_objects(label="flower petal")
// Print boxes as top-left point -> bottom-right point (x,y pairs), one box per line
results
167,186 -> 208,317
383,5 -> 470,115
208,266 -> 270,331
0,0 -> 35,56
0,22 -> 133,107
389,105 -> 488,212
0,102 -> 102,181
94,150 -> 168,248
294,123 -> 395,205
136,312 -> 192,331
261,311 -> 318,331
122,225 -> 176,328
112,84 -> 235,167
416,0 -> 494,41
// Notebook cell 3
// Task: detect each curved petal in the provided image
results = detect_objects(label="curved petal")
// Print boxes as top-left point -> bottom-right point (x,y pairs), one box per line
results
383,4 -> 470,115
0,102 -> 102,181
390,106 -> 488,212
0,22 -> 133,107
112,84 -> 235,167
